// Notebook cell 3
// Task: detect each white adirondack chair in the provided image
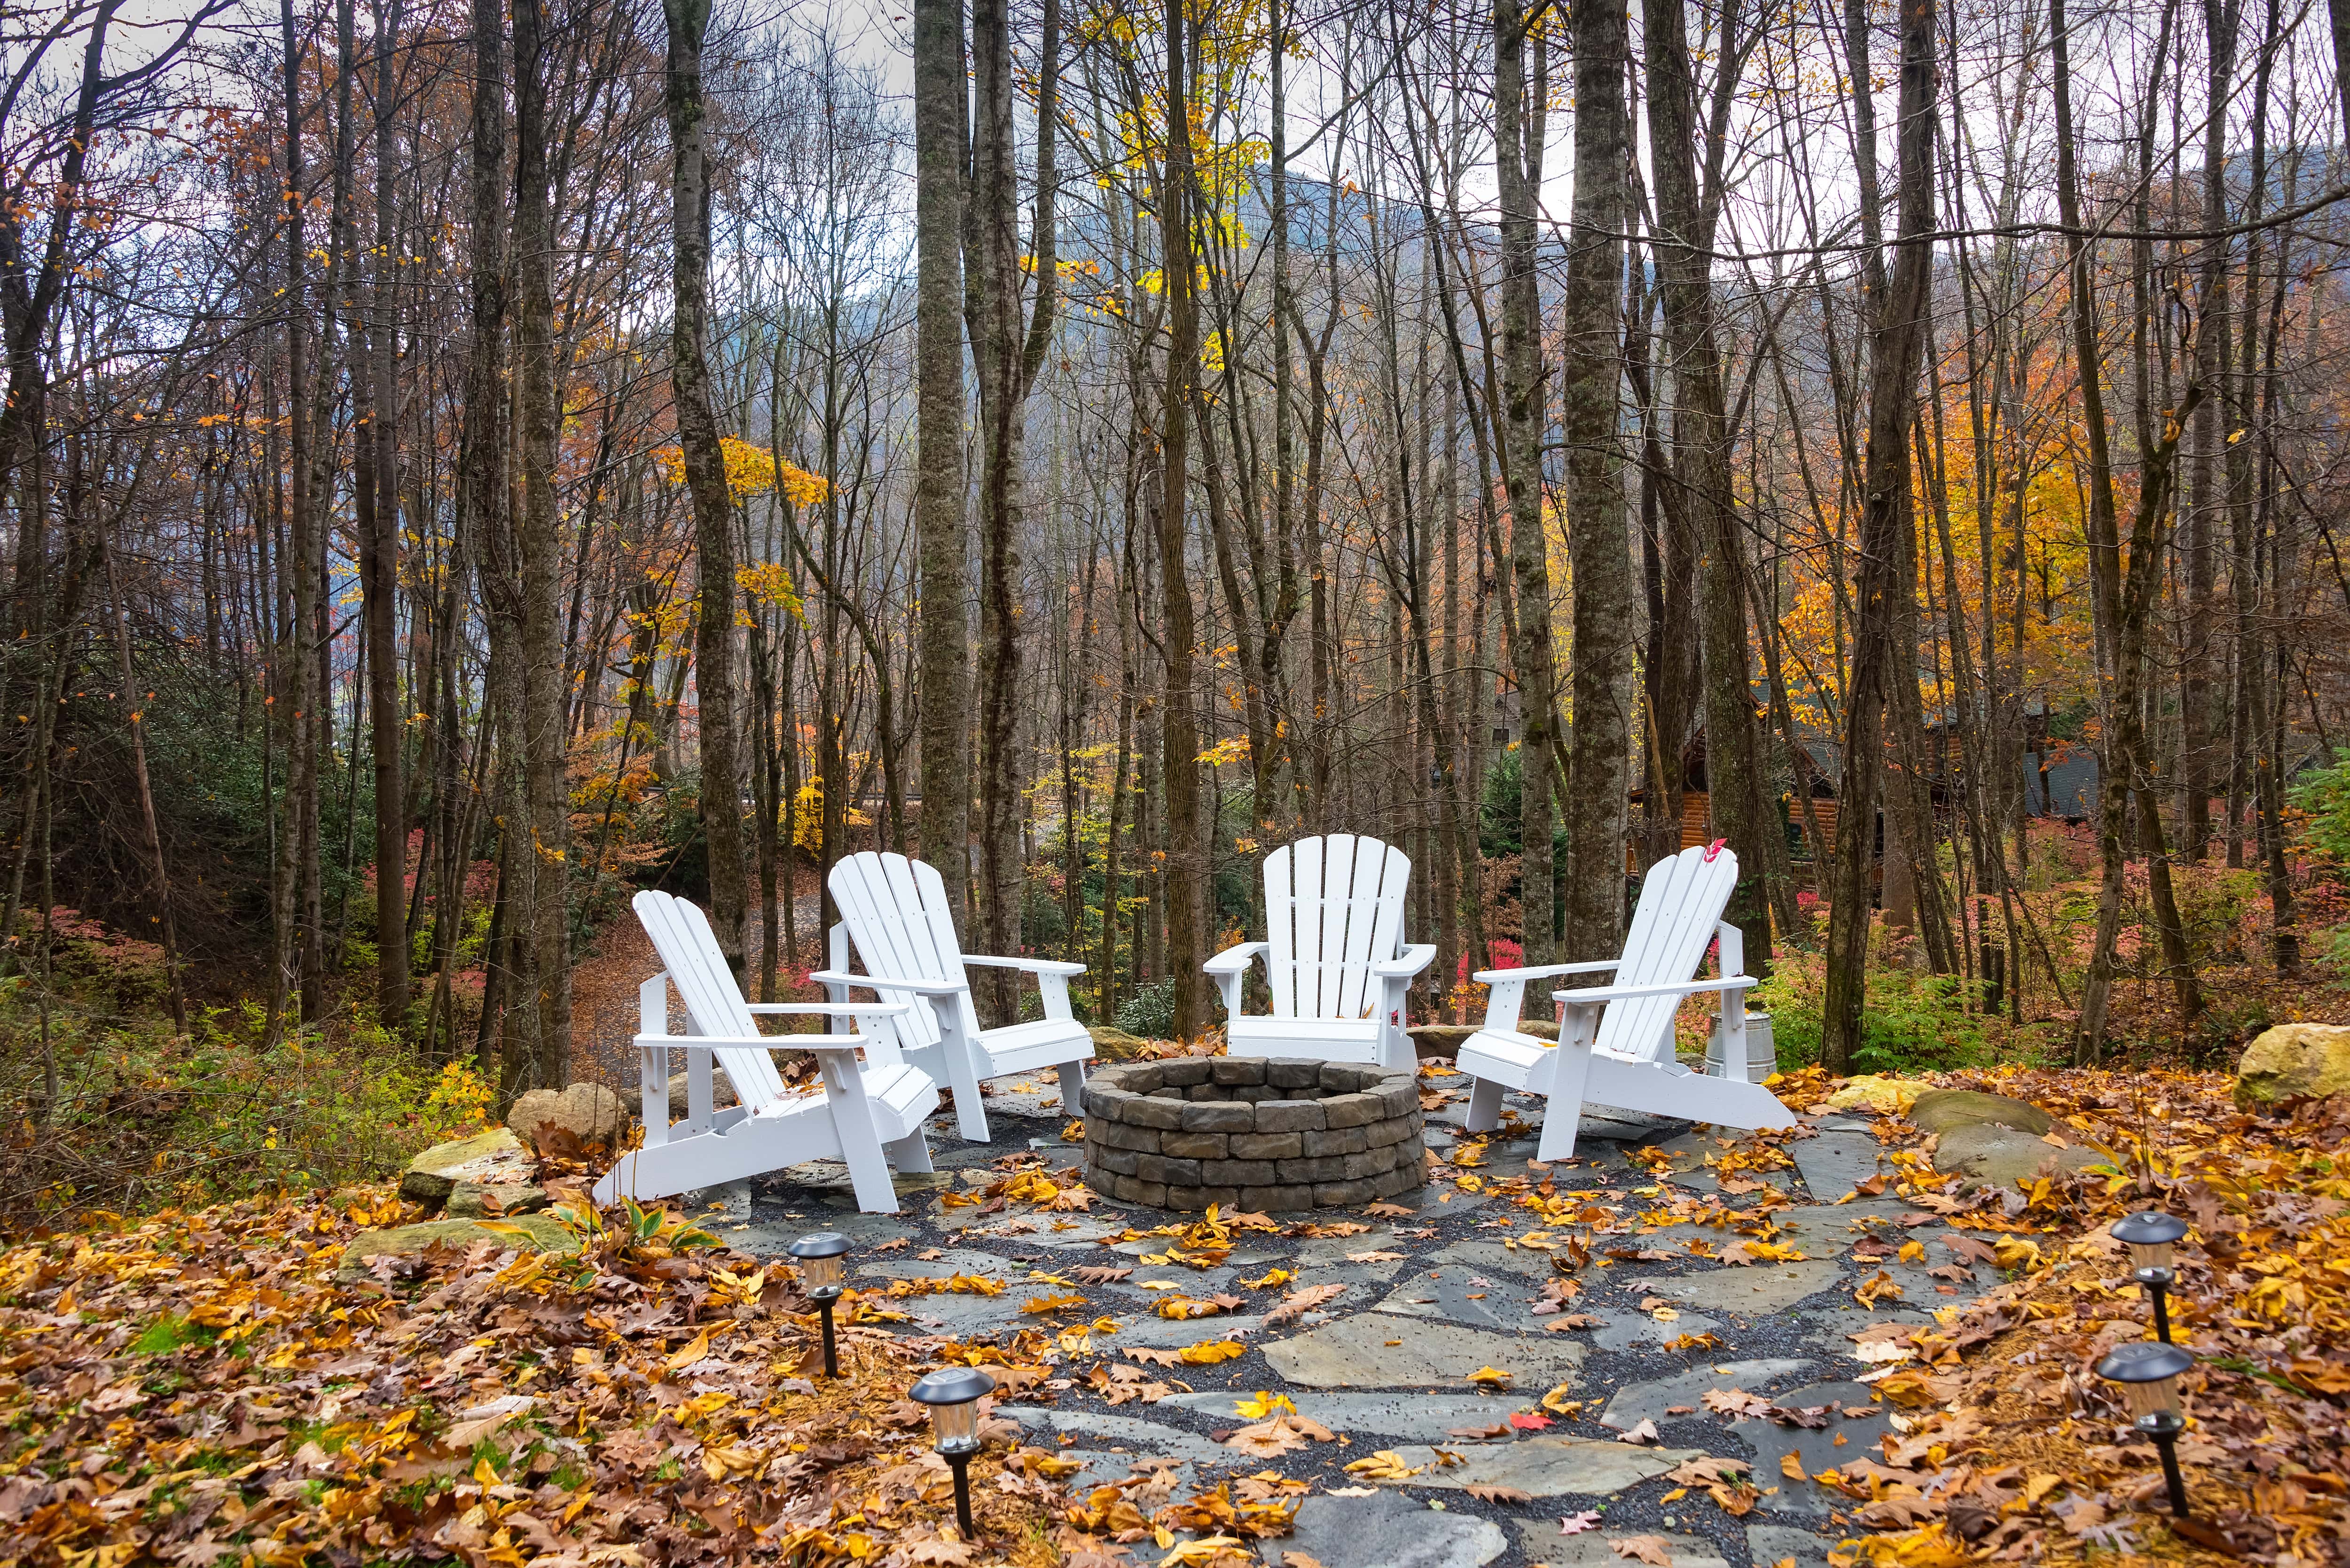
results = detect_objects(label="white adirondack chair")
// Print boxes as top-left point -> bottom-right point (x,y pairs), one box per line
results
815,851 -> 1093,1144
593,889 -> 940,1214
1204,834 -> 1437,1072
1457,841 -> 1794,1161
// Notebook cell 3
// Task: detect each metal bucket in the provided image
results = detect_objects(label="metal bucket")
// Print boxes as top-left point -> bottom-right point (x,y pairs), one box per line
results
1705,1008 -> 1778,1081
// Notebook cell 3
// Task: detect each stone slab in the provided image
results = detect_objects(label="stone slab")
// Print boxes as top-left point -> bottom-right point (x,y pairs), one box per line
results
1751,1202 -> 1912,1256
857,1248 -> 1018,1282
1907,1089 -> 2052,1138
1264,1311 -> 1587,1389
1155,1390 -> 1534,1441
1628,1259 -> 1845,1316
1381,1436 -> 1700,1498
1590,1306 -> 1725,1352
1747,1523 -> 1837,1568
1283,1488 -> 1507,1568
1786,1132 -> 1890,1201
1729,1381 -> 1888,1516
1003,1408 -> 1241,1471
1786,1307 -> 1936,1360
1425,1239 -> 1559,1283
400,1127 -> 533,1203
1370,1266 -> 1546,1333
337,1214 -> 578,1281
730,1212 -> 918,1253
1599,1359 -> 1815,1431
1098,1311 -> 1278,1349
1512,1522 -> 1732,1568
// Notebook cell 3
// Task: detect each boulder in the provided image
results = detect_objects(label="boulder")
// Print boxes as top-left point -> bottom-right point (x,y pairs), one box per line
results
665,1069 -> 742,1121
1931,1123 -> 2112,1187
1087,1026 -> 1154,1062
508,1082 -> 628,1153
2234,1022 -> 2350,1108
1822,1075 -> 1919,1115
1907,1088 -> 2052,1139
335,1213 -> 580,1281
447,1181 -> 551,1218
401,1127 -> 533,1203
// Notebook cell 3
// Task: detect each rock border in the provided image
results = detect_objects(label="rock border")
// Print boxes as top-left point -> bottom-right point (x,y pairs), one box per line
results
1082,1057 -> 1424,1211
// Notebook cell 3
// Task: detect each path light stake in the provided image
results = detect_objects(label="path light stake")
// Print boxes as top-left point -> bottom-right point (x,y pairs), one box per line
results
787,1232 -> 852,1378
910,1367 -> 996,1538
2111,1210 -> 2189,1344
2095,1341 -> 2195,1518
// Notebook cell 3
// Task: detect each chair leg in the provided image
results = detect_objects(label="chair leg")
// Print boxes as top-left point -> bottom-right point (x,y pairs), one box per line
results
1535,1037 -> 1597,1163
885,1129 -> 933,1174
1463,1076 -> 1504,1133
839,1134 -> 901,1213
1056,1060 -> 1087,1116
932,1000 -> 992,1143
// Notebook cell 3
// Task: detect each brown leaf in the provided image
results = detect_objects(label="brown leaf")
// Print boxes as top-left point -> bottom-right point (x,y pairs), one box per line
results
1611,1535 -> 1676,1566
1464,1483 -> 1535,1504
1265,1283 -> 1347,1326
1622,1418 -> 1661,1445
1073,1265 -> 1134,1285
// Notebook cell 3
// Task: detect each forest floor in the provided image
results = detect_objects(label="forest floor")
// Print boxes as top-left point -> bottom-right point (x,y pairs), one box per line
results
1,1039 -> 2343,1568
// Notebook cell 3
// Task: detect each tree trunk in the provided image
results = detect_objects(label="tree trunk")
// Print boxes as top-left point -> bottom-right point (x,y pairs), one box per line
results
914,0 -> 972,925
1822,0 -> 1936,1071
1493,0 -> 1557,963
1644,0 -> 1770,975
1561,0 -> 1634,960
1158,0 -> 1206,1037
362,0 -> 407,1027
661,0 -> 748,972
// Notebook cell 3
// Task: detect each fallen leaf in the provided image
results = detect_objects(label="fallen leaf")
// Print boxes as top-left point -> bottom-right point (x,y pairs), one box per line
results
1265,1283 -> 1346,1326
1611,1535 -> 1675,1565
1559,1510 -> 1603,1535
1465,1483 -> 1535,1504
1622,1418 -> 1661,1444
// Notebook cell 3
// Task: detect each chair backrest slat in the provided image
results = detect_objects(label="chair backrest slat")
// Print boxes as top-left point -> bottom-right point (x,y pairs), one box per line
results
633,890 -> 786,1108
828,851 -> 965,1052
1589,844 -> 1739,1061
1257,834 -> 1411,1021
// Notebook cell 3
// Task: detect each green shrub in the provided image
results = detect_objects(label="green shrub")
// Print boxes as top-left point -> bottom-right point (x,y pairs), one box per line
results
0,986 -> 494,1233
1754,944 -> 2005,1077
1115,980 -> 1177,1040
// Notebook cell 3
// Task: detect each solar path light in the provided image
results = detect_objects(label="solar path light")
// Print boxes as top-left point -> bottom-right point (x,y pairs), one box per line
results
2094,1340 -> 2196,1518
909,1366 -> 997,1538
787,1231 -> 853,1378
2111,1210 -> 2189,1345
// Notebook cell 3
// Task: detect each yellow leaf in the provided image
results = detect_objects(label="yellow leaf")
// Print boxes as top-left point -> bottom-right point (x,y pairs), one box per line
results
666,1329 -> 714,1373
1466,1366 -> 1511,1387
1780,1452 -> 1806,1482
1235,1391 -> 1297,1419
1178,1340 -> 1247,1365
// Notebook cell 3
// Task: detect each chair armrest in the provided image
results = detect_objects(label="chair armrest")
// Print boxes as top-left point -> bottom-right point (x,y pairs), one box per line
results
1204,941 -> 1268,976
746,1001 -> 912,1018
634,1031 -> 869,1051
1549,975 -> 1761,1006
961,953 -> 1090,977
808,968 -> 968,998
1372,944 -> 1437,979
1471,959 -> 1620,984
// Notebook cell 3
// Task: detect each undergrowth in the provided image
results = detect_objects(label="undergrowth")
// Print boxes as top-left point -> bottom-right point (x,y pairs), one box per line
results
0,978 -> 493,1235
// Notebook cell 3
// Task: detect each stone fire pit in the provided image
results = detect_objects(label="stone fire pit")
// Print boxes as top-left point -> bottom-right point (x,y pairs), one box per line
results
1082,1057 -> 1424,1211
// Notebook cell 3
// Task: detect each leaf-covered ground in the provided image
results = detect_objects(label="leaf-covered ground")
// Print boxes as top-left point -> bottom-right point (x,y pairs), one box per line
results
0,1060 -> 2344,1568
1779,1064 -> 2350,1567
